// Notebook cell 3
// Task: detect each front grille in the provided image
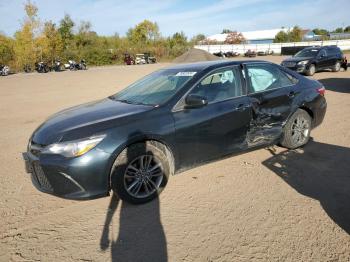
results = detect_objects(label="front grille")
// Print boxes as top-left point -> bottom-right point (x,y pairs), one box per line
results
33,162 -> 53,191
283,62 -> 296,67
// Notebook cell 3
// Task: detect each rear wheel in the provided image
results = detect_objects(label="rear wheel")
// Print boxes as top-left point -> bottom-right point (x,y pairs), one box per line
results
306,64 -> 316,76
280,109 -> 312,149
332,61 -> 341,72
111,142 -> 170,204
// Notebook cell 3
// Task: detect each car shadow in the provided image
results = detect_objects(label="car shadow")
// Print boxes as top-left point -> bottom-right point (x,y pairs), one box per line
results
318,78 -> 350,93
262,139 -> 350,234
100,141 -> 167,262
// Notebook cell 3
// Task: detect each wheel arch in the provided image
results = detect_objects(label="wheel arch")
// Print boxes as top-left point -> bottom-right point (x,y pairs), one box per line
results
107,136 -> 176,191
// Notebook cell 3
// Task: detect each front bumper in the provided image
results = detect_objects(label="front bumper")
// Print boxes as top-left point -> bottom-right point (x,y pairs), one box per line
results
282,63 -> 309,74
22,147 -> 112,200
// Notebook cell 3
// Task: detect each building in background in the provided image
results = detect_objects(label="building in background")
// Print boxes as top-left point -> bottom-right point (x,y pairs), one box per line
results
206,28 -> 327,44
207,28 -> 290,44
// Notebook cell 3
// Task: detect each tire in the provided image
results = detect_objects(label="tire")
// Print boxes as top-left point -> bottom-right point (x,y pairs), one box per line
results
111,141 -> 171,204
280,109 -> 312,149
306,64 -> 316,76
332,61 -> 341,72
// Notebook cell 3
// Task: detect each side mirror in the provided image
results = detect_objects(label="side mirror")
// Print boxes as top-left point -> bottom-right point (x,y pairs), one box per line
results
185,94 -> 208,109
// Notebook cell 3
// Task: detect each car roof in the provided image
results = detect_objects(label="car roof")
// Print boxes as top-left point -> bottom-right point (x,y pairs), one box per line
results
165,60 -> 267,71
304,45 -> 339,50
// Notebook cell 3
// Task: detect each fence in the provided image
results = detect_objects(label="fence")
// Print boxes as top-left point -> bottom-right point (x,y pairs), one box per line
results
194,39 -> 350,55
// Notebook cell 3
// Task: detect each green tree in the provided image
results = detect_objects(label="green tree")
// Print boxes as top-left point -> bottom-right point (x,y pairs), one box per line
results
274,26 -> 303,43
312,28 -> 328,35
334,27 -> 344,33
222,29 -> 233,34
190,34 -> 206,45
289,26 -> 303,42
127,20 -> 160,46
58,14 -> 75,50
345,26 -> 350,33
0,34 -> 15,65
273,30 -> 289,43
37,21 -> 63,63
168,31 -> 189,57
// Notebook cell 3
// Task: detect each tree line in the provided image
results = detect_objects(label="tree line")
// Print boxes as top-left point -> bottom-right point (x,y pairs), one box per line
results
0,1 -> 206,71
273,26 -> 350,43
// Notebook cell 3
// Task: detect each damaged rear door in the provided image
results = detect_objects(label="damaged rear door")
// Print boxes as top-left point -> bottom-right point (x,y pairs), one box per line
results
243,62 -> 297,147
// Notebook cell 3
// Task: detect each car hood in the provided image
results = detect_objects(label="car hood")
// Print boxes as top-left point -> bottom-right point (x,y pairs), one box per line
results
31,98 -> 153,145
283,56 -> 314,63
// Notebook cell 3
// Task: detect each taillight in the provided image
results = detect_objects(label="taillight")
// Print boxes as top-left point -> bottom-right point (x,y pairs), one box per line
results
316,87 -> 326,96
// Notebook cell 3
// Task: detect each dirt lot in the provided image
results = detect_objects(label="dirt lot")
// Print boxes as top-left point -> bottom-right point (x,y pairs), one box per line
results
0,56 -> 349,262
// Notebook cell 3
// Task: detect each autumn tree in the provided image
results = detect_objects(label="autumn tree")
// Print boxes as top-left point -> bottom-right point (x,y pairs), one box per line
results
274,26 -> 303,43
13,0 -> 41,70
224,31 -> 245,44
37,21 -> 63,64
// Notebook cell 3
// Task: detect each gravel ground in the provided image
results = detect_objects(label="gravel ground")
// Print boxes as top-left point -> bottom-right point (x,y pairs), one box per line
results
0,56 -> 349,262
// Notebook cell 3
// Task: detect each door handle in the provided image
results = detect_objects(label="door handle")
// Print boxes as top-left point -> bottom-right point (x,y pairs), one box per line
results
235,103 -> 249,111
288,91 -> 295,98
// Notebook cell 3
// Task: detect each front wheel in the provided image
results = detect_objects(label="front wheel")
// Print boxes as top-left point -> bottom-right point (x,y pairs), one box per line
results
306,64 -> 315,76
280,109 -> 312,149
332,61 -> 341,72
111,142 -> 170,204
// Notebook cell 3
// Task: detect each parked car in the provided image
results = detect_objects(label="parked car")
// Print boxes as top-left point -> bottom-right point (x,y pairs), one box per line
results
257,50 -> 274,56
213,51 -> 226,58
124,53 -> 135,65
225,51 -> 240,57
23,60 -> 327,204
244,49 -> 257,57
144,52 -> 157,63
135,54 -> 146,64
0,65 -> 10,76
281,46 -> 344,76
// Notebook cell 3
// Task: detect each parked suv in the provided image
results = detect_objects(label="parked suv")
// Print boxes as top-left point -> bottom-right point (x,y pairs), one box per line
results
281,46 -> 344,76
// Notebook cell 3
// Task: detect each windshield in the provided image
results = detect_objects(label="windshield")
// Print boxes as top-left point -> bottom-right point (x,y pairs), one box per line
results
294,49 -> 319,58
110,69 -> 196,106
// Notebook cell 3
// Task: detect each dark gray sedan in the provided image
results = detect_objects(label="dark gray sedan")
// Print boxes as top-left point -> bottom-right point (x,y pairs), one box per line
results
23,60 -> 327,204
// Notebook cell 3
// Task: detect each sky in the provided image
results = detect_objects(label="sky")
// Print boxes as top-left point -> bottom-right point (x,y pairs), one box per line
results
0,0 -> 349,37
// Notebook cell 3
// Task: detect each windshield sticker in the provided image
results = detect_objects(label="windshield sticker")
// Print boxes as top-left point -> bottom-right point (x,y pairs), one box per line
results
175,72 -> 197,77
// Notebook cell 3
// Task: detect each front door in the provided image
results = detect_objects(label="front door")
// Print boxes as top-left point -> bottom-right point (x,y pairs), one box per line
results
173,66 -> 251,169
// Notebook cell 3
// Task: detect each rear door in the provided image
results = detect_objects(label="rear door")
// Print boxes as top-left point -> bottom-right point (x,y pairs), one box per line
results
243,63 -> 297,147
173,66 -> 251,169
317,49 -> 329,69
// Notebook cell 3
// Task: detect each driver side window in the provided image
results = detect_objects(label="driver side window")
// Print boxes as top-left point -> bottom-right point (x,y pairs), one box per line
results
189,66 -> 242,103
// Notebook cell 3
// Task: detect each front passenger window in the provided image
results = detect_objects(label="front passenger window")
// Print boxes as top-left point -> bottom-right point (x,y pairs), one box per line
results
189,66 -> 242,103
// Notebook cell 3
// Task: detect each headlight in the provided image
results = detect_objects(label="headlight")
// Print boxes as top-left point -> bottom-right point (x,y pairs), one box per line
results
42,135 -> 106,157
298,60 -> 309,65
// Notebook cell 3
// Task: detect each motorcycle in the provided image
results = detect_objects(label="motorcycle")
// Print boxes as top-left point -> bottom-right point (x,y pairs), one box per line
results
64,59 -> 87,71
24,64 -> 32,73
78,59 -> 87,70
52,59 -> 63,72
0,65 -> 10,76
35,62 -> 50,73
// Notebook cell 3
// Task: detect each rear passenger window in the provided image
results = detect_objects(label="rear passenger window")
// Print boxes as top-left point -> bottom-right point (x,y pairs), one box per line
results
246,64 -> 295,93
